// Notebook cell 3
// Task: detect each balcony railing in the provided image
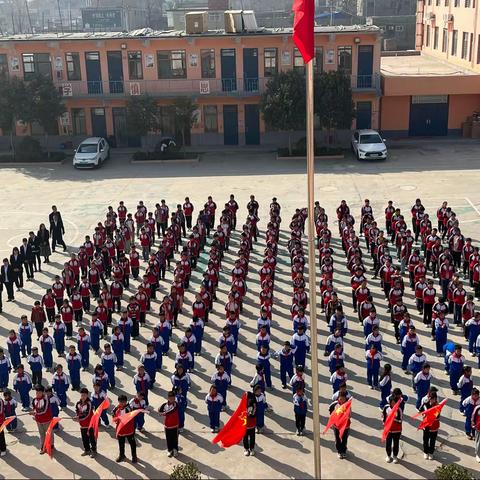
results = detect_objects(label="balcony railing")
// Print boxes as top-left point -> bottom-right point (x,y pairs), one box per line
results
55,74 -> 380,99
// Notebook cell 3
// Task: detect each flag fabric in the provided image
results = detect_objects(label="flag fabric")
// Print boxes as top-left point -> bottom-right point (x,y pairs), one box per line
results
44,417 -> 62,458
292,0 -> 315,64
115,409 -> 148,437
322,398 -> 352,441
212,392 -> 247,448
412,399 -> 447,430
89,397 -> 110,440
0,416 -> 16,434
381,399 -> 402,442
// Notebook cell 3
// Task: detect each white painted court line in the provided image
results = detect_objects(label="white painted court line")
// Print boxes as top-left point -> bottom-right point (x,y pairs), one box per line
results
465,197 -> 480,217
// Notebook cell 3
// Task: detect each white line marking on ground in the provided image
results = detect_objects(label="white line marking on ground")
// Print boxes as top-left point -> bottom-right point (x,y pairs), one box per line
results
465,197 -> 480,217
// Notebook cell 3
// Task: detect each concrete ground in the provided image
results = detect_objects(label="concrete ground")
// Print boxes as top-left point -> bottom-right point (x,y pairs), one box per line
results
0,140 -> 479,479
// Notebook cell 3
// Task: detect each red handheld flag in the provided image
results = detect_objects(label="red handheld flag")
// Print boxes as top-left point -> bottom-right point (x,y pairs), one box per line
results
381,399 -> 402,442
89,397 -> 110,440
322,398 -> 352,441
0,416 -> 16,434
114,409 -> 148,437
412,399 -> 447,430
43,417 -> 62,458
212,392 -> 247,448
292,0 -> 315,64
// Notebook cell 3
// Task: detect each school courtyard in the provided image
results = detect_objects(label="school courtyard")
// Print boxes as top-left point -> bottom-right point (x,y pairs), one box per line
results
0,139 -> 479,479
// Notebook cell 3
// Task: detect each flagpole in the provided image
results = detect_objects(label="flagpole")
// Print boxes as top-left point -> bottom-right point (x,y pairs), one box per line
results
305,58 -> 321,479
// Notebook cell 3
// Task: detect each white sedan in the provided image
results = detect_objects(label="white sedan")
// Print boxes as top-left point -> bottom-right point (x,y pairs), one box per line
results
351,129 -> 388,161
73,137 -> 110,169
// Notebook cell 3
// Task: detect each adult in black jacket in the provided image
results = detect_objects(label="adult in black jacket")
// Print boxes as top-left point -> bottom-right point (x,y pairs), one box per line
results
49,205 -> 67,252
28,231 -> 41,272
0,258 -> 15,301
37,224 -> 51,263
20,238 -> 35,280
9,247 -> 24,290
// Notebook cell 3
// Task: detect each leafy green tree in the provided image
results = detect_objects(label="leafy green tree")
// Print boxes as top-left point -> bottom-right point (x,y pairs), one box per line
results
27,75 -> 66,157
260,70 -> 306,155
170,97 -> 198,150
126,94 -> 160,140
0,75 -> 30,158
314,71 -> 355,144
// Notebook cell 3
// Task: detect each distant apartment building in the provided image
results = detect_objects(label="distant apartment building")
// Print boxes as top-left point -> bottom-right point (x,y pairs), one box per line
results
0,24 -> 381,146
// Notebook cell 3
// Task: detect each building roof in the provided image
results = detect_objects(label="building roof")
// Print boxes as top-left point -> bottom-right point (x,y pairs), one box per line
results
381,53 -> 478,77
0,24 -> 380,42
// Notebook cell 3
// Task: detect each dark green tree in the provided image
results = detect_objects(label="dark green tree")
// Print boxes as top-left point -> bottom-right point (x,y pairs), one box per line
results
171,97 -> 198,150
0,75 -> 31,158
260,70 -> 306,155
314,71 -> 355,144
27,75 -> 66,157
126,95 -> 160,140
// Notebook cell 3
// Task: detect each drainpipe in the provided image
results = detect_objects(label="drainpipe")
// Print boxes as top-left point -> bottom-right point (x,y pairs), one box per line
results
472,0 -> 479,68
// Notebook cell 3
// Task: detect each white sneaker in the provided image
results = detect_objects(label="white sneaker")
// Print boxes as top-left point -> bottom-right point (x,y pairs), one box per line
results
0,451 -> 6,457
476,455 -> 480,463
386,456 -> 392,463
249,449 -> 255,457
424,453 -> 429,460
393,456 -> 399,464
428,454 -> 433,460
244,449 -> 250,456
167,451 -> 173,458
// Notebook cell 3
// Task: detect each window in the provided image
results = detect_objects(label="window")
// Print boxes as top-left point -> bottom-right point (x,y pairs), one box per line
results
72,108 -> 86,135
65,52 -> 81,81
469,33 -> 474,61
0,54 -> 7,76
337,46 -> 352,74
128,51 -> 143,80
452,30 -> 458,56
442,28 -> 448,52
264,48 -> 278,77
158,106 -> 175,134
203,105 -> 218,133
454,0 -> 459,5
157,50 -> 186,79
465,0 -> 471,6
425,25 -> 430,47
462,32 -> 469,59
314,47 -> 323,74
200,49 -> 215,78
293,48 -> 305,73
434,27 -> 439,49
22,53 -> 52,80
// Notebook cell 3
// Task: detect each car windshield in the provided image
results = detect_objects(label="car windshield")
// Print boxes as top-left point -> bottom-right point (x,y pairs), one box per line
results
359,134 -> 383,144
78,144 -> 98,153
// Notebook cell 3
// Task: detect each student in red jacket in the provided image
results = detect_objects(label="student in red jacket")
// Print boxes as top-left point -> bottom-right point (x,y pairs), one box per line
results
74,388 -> 96,458
113,394 -> 137,463
158,391 -> 180,457
30,384 -> 53,454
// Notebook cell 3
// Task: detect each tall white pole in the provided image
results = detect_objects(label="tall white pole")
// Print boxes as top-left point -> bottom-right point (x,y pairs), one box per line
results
306,59 -> 321,479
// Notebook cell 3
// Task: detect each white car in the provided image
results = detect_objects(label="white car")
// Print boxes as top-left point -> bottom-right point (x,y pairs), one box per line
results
351,129 -> 388,161
73,137 -> 110,168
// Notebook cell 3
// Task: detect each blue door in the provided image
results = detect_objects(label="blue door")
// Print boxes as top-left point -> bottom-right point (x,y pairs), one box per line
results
245,104 -> 260,145
221,49 -> 237,92
356,101 -> 372,129
91,108 -> 107,138
107,51 -> 124,94
357,45 -> 373,88
243,48 -> 258,92
223,105 -> 238,145
85,52 -> 102,94
409,96 -> 449,136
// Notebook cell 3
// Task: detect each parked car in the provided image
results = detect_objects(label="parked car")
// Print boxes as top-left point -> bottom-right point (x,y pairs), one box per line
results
351,129 -> 388,161
73,137 -> 110,168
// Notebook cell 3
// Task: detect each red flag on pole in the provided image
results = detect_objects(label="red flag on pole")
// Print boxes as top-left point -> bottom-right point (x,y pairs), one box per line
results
212,392 -> 247,448
411,399 -> 447,430
322,398 -> 352,441
44,417 -> 62,458
88,397 -> 110,440
292,0 -> 315,63
114,409 -> 148,437
0,416 -> 16,434
381,399 -> 402,442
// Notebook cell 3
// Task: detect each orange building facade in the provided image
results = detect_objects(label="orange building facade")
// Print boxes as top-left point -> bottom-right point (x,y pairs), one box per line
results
0,26 -> 381,147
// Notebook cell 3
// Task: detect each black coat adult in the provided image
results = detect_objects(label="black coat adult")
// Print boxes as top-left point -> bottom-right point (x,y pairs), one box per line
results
0,264 -> 15,300
20,242 -> 34,263
49,211 -> 66,251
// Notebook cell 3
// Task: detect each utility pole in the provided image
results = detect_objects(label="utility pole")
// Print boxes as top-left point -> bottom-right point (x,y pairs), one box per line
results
57,0 -> 64,33
24,0 -> 34,34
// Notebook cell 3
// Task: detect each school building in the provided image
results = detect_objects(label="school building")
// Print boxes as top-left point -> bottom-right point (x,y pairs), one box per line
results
380,0 -> 480,137
0,25 -> 382,147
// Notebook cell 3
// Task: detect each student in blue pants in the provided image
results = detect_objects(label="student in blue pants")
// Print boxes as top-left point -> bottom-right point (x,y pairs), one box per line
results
175,386 -> 187,431
133,365 -> 151,405
101,343 -> 117,389
212,364 -> 230,408
365,346 -> 382,389
40,328 -> 54,372
110,327 -> 125,369
118,312 -> 133,354
434,314 -> 449,355
52,364 -> 70,408
129,392 -> 147,432
257,345 -> 272,389
461,388 -> 479,439
150,328 -> 164,371
379,364 -> 392,409
275,341 -> 295,389
291,325 -> 310,367
93,364 -> 110,393
457,366 -> 473,413
206,385 -> 223,433
53,316 -> 66,356
414,364 -> 432,410
13,365 -> 32,411
447,344 -> 465,394
157,315 -> 171,355
67,345 -> 82,391
3,390 -> 17,431
0,349 -> 12,390
171,365 -> 191,402
254,385 -> 267,433
91,383 -> 109,427
89,313 -> 103,353
465,312 -> 480,355
76,328 -> 91,370
140,344 -> 157,387
18,316 -> 33,357
401,326 -> 419,372
190,317 -> 205,355
46,387 -> 60,429
7,330 -> 22,369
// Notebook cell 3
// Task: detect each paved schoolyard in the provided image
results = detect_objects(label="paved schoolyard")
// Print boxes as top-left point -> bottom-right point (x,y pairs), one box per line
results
0,141 -> 480,479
